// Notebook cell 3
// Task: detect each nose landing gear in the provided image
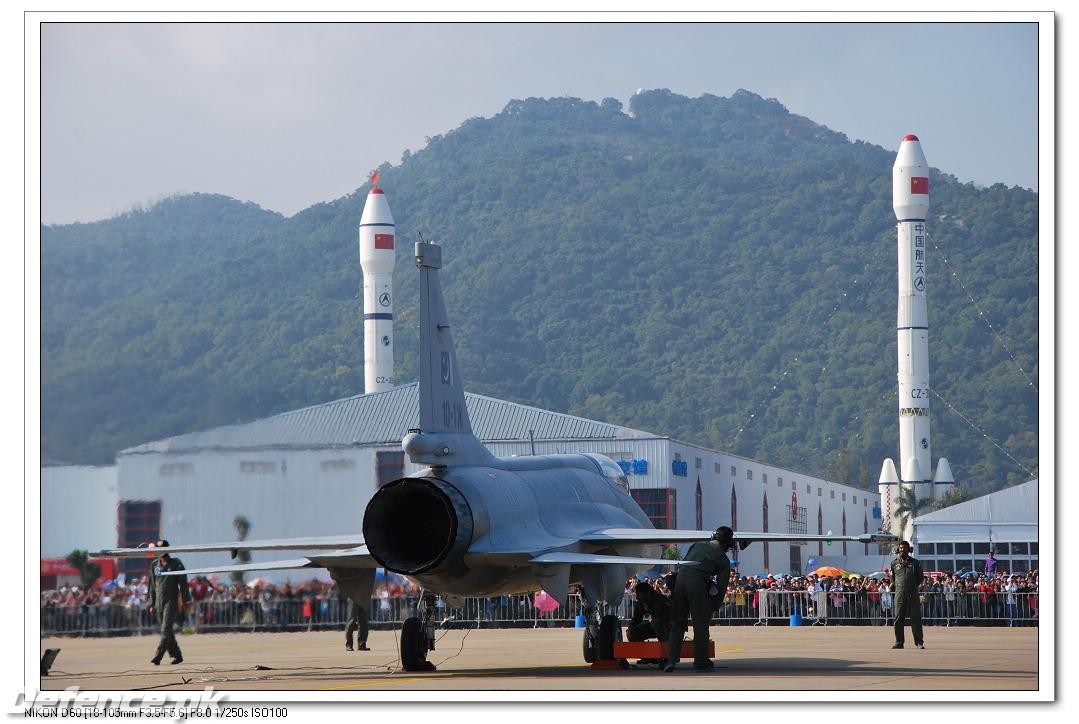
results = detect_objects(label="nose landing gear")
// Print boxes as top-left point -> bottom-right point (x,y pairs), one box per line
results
400,590 -> 438,672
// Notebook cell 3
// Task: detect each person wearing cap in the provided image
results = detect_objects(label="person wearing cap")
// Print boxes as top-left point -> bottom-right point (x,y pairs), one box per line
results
889,540 -> 925,649
148,540 -> 191,665
664,526 -> 734,672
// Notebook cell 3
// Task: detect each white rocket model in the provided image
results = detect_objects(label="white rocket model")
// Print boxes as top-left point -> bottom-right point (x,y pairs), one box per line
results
359,171 -> 396,393
879,135 -> 953,539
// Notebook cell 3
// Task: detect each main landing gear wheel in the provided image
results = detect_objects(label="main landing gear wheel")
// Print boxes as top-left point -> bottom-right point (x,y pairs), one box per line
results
598,614 -> 622,660
583,625 -> 598,663
400,617 -> 436,672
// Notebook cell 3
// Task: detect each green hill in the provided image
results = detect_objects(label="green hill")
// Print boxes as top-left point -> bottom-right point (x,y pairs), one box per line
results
40,89 -> 1039,497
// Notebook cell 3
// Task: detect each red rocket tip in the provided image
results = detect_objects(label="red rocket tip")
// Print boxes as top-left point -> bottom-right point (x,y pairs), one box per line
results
903,134 -> 919,142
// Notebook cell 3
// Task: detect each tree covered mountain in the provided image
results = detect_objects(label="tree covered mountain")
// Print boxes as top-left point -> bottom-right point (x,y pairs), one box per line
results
41,89 -> 1039,497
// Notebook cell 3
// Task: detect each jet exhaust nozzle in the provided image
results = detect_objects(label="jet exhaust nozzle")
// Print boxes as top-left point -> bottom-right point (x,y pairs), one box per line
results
362,477 -> 473,575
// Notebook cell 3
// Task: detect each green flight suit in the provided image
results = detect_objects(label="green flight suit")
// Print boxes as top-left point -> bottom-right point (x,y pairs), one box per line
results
628,591 -> 672,643
667,540 -> 731,666
149,556 -> 191,662
345,597 -> 368,649
890,553 -> 925,646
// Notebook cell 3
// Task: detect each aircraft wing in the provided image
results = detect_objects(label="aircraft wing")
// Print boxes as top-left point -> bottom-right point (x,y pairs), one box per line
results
529,552 -> 702,567
581,528 -> 897,546
93,535 -> 366,558
734,531 -> 897,545
581,528 -> 713,545
156,547 -> 380,577
158,558 -> 318,577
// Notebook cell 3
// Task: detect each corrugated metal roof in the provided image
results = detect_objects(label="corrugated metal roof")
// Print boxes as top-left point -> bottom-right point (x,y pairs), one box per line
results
120,383 -> 654,455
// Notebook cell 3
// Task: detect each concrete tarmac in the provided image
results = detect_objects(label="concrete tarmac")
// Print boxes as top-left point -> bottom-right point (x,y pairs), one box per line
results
40,625 -> 1039,694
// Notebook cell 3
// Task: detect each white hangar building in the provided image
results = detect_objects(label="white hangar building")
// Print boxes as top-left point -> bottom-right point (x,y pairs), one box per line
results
98,382 -> 881,581
911,479 -> 1039,574
40,464 -> 118,558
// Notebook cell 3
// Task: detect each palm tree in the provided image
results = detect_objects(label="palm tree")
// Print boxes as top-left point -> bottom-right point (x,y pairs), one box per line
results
931,486 -> 974,511
65,549 -> 101,589
661,544 -> 682,561
894,487 -> 929,543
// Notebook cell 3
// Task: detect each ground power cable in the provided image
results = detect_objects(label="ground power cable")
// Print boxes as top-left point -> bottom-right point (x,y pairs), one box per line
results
49,644 -> 407,687
127,659 -> 404,687
431,611 -> 481,668
389,618 -> 402,674
48,617 -> 424,685
46,668 -> 155,679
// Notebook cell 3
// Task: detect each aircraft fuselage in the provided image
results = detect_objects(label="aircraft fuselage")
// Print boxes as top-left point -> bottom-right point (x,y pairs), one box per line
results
363,453 -> 660,598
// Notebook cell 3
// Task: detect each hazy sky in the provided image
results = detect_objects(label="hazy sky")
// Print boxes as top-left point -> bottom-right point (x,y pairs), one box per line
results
40,21 -> 1039,225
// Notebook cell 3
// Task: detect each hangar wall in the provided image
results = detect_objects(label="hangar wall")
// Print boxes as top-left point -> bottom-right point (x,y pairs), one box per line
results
664,440 -> 880,575
41,464 -> 118,556
115,448 -> 379,577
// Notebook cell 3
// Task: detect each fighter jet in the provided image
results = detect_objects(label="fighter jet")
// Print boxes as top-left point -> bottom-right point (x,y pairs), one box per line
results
97,240 -> 894,671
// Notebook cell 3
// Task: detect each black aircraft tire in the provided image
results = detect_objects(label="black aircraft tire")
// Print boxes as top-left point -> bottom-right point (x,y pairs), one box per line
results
582,626 -> 597,663
598,614 -> 621,660
400,617 -> 430,672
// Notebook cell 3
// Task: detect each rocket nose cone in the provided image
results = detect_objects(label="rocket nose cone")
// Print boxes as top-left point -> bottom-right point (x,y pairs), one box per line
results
894,136 -> 928,170
360,188 -> 395,226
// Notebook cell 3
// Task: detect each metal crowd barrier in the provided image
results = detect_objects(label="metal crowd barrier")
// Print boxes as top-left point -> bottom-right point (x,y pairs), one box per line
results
745,590 -> 1040,627
39,590 -> 1038,637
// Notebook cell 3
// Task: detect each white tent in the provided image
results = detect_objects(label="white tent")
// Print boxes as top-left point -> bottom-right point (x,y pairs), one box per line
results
913,479 -> 1038,544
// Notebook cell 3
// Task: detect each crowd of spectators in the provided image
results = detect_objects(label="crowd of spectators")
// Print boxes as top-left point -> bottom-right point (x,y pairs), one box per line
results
622,568 -> 1038,626
724,568 -> 1038,625
41,566 -> 1039,636
40,576 -> 425,634
41,576 -> 568,635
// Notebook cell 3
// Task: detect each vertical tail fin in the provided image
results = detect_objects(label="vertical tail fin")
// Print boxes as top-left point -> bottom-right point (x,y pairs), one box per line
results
403,242 -> 491,467
415,241 -> 471,434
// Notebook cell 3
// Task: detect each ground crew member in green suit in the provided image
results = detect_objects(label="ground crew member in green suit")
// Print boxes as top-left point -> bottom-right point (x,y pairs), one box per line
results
890,540 -> 926,649
665,526 -> 734,672
345,597 -> 370,651
148,541 -> 191,665
628,580 -> 673,668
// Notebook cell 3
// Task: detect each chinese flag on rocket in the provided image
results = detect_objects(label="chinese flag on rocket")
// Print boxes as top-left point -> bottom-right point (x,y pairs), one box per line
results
374,233 -> 395,250
910,177 -> 929,194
